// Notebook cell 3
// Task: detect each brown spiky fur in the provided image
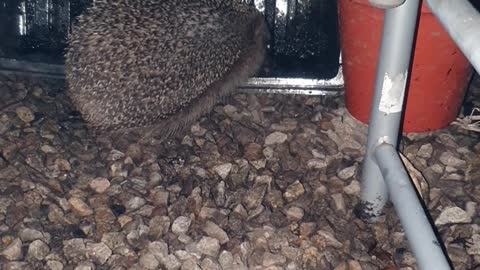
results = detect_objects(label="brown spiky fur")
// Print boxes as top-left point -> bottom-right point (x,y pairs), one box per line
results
65,0 -> 267,142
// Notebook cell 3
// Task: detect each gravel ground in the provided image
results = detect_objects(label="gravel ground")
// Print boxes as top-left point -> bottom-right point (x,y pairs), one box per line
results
0,73 -> 479,270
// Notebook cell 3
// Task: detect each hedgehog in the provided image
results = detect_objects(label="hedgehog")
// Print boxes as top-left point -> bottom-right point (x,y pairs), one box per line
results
65,0 -> 268,143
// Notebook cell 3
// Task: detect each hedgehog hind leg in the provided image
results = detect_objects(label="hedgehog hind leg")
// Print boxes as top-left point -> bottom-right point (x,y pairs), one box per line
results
140,15 -> 268,144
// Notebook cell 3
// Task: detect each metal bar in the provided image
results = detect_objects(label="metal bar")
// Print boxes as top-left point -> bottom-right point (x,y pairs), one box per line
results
0,58 -> 345,95
425,0 -> 480,73
374,143 -> 451,270
358,0 -> 420,220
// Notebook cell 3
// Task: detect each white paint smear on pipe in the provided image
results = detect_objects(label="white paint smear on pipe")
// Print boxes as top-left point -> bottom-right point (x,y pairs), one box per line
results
379,71 -> 408,114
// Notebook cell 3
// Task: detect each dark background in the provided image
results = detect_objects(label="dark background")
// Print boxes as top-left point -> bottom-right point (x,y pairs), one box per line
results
0,0 -> 341,79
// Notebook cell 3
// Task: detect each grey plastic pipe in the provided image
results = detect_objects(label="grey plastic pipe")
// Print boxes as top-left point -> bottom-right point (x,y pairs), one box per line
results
359,0 -> 420,220
425,0 -> 480,73
374,143 -> 451,270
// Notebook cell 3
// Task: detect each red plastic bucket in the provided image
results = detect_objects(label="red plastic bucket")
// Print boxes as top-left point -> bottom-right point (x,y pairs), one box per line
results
338,0 -> 473,133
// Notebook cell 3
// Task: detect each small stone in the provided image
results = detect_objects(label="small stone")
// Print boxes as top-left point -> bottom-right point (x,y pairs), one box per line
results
202,221 -> 229,244
201,258 -> 222,270
26,240 -> 50,261
101,232 -> 126,250
219,250 -> 234,269
245,143 -> 263,161
265,190 -> 284,209
243,185 -> 267,210
467,234 -> 480,256
117,215 -> 133,228
68,197 -> 93,217
197,236 -> 220,257
286,206 -> 304,221
55,158 -> 71,171
435,206 -> 472,225
223,104 -> 238,116
232,204 -> 248,219
161,254 -> 181,270
344,180 -> 361,196
439,152 -> 466,168
63,238 -> 86,263
16,106 -> 35,123
331,193 -> 346,213
172,216 -> 192,235
348,260 -> 363,270
283,181 -> 305,202
125,196 -> 146,212
191,123 -> 207,136
262,252 -> 287,267
89,178 -> 111,193
41,145 -> 56,153
182,260 -> 201,270
148,241 -> 169,261
299,222 -> 317,237
316,230 -> 343,248
213,163 -> 232,180
265,132 -> 288,145
149,216 -> 171,238
150,190 -> 169,206
307,159 -> 327,170
3,262 -> 31,270
86,242 -> 112,265
18,228 -> 48,243
139,252 -> 159,270
417,143 -> 433,159
74,263 -> 94,270
46,260 -> 64,270
1,238 -> 22,260
338,166 -> 356,180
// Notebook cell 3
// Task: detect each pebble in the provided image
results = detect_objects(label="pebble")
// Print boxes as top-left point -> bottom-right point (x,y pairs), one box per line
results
286,206 -> 304,221
150,189 -> 169,206
26,239 -> 50,261
265,132 -> 288,145
338,165 -> 356,180
125,196 -> 146,211
148,241 -> 169,261
101,232 -> 126,250
1,238 -> 23,260
467,234 -> 480,256
331,193 -> 346,213
219,250 -> 234,269
263,252 -> 287,267
86,242 -> 112,265
181,260 -> 202,270
172,216 -> 192,235
161,254 -> 181,270
283,181 -> 305,202
63,238 -> 87,263
439,152 -> 466,168
191,123 -> 207,136
18,228 -> 49,243
3,262 -> 31,270
417,143 -> 433,158
344,180 -> 361,196
139,252 -> 159,270
307,159 -> 328,169
213,163 -> 232,180
89,177 -> 111,193
197,236 -> 220,257
15,106 -> 35,123
243,185 -> 267,210
46,260 -> 64,270
201,258 -> 222,270
435,206 -> 472,225
68,197 -> 94,217
202,221 -> 229,244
